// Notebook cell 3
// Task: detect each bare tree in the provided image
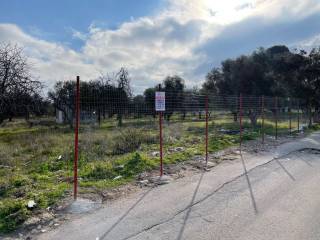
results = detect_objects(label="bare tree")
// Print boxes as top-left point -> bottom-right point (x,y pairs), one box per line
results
49,81 -> 76,128
115,67 -> 132,126
116,68 -> 132,96
0,43 -> 42,123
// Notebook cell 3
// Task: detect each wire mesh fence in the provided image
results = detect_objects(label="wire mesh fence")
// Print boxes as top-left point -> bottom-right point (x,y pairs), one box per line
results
0,78 -> 316,225
75,87 -> 311,179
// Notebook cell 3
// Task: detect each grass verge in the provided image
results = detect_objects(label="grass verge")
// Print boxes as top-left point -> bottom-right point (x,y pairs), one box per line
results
0,116 -> 316,233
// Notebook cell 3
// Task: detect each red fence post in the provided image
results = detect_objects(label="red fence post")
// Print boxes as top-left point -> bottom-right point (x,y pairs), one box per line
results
275,97 -> 278,140
289,100 -> 292,135
74,76 -> 80,200
205,95 -> 209,165
261,95 -> 265,144
159,111 -> 163,176
297,100 -> 300,132
239,94 -> 243,153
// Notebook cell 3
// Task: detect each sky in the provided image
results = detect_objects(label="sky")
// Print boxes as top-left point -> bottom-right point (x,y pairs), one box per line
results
1,0 -> 320,94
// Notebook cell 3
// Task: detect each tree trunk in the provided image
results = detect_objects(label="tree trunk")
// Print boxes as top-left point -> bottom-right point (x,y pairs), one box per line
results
232,112 -> 238,122
182,111 -> 186,120
98,108 -> 101,126
117,114 -> 123,127
166,114 -> 171,122
308,107 -> 313,127
248,111 -> 258,128
68,110 -> 74,129
314,108 -> 320,123
25,107 -> 31,127
103,108 -> 106,119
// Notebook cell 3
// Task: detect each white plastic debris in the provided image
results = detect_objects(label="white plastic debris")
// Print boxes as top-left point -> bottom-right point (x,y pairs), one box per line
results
175,147 -> 185,152
114,164 -> 124,170
151,151 -> 160,157
27,200 -> 36,208
113,175 -> 122,180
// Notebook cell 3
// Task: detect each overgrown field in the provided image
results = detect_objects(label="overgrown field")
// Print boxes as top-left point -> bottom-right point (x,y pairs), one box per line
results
0,112 -> 310,233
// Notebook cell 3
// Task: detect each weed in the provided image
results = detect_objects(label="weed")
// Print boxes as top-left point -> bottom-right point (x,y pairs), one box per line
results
111,128 -> 157,154
120,152 -> 154,177
0,117 -> 317,233
82,162 -> 116,180
0,199 -> 29,233
10,175 -> 31,188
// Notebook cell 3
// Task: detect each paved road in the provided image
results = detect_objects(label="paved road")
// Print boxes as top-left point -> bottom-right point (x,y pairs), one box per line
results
39,132 -> 320,240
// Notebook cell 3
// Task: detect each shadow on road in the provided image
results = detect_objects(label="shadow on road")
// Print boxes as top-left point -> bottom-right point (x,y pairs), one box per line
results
176,171 -> 205,240
99,187 -> 154,240
240,154 -> 258,214
295,152 -> 313,167
275,158 -> 296,181
100,151 -> 299,240
177,153 -> 259,240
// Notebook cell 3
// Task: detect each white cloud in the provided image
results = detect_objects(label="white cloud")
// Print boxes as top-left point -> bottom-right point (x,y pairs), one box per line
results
165,0 -> 254,24
167,0 -> 320,24
82,16 -> 208,85
292,34 -> 320,51
0,0 -> 320,94
0,24 -> 98,90
70,28 -> 88,41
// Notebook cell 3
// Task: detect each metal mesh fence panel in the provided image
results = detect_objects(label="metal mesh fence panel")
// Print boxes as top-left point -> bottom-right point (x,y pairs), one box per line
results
0,77 -> 316,229
73,87 -> 314,191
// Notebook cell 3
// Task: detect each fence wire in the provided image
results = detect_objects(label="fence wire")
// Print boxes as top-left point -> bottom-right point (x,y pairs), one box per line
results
0,84 -> 315,216
74,90 -> 311,165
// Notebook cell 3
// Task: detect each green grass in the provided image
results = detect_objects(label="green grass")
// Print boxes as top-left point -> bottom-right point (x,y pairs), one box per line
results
0,114 -> 315,233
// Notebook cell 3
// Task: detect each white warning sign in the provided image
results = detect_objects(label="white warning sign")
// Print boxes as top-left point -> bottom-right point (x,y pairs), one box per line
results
155,92 -> 165,111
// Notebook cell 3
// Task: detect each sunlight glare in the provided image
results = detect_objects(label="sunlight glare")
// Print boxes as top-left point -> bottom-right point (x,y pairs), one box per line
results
202,0 -> 254,24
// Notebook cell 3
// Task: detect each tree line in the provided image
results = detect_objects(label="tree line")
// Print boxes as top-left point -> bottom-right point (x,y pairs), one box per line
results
49,68 -> 131,127
0,43 -> 319,127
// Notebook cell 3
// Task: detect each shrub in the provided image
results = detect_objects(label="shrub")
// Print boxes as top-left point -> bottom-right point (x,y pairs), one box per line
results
0,179 -> 9,197
120,153 -> 152,177
31,184 -> 67,208
0,199 -> 29,233
111,128 -> 156,155
10,175 -> 30,187
83,163 -> 116,180
208,134 -> 237,152
242,132 -> 259,141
